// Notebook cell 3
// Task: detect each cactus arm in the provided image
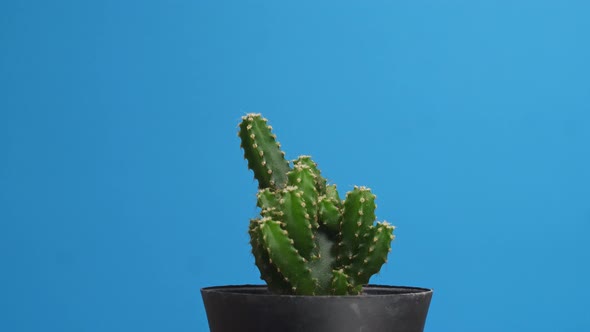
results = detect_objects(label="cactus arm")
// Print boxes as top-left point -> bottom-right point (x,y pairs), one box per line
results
280,186 -> 317,260
257,188 -> 279,210
293,155 -> 327,194
350,284 -> 363,295
257,188 -> 283,219
325,184 -> 342,207
331,269 -> 353,295
239,114 -> 290,189
248,219 -> 293,294
287,164 -> 319,228
259,219 -> 317,295
318,195 -> 341,232
337,186 -> 376,267
350,221 -> 395,286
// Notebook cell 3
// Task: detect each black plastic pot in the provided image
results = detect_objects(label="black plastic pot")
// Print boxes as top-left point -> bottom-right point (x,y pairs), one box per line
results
201,284 -> 433,332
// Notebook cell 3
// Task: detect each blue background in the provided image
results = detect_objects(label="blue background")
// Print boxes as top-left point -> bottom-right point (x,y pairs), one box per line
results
1,1 -> 589,331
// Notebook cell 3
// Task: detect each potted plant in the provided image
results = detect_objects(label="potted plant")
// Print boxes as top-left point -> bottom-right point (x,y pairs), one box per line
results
201,114 -> 433,332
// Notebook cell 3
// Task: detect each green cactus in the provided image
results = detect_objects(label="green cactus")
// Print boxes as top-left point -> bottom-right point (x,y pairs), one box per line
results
239,113 -> 395,295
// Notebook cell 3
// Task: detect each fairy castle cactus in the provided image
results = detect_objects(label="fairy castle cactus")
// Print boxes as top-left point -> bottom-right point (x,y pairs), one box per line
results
239,113 -> 395,295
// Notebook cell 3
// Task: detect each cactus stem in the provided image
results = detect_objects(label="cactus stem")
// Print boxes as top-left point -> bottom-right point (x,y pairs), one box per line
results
241,115 -> 395,295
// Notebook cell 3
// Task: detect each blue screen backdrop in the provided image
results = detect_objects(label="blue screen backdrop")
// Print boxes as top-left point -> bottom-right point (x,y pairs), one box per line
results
1,1 -> 589,331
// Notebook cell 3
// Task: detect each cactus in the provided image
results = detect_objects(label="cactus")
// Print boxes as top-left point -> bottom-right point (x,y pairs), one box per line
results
239,113 -> 395,295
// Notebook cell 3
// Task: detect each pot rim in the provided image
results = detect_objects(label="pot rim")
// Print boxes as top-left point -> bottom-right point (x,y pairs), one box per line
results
201,284 -> 433,298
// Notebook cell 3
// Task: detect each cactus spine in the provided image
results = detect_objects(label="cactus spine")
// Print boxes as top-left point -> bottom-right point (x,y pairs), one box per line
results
240,113 -> 395,295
